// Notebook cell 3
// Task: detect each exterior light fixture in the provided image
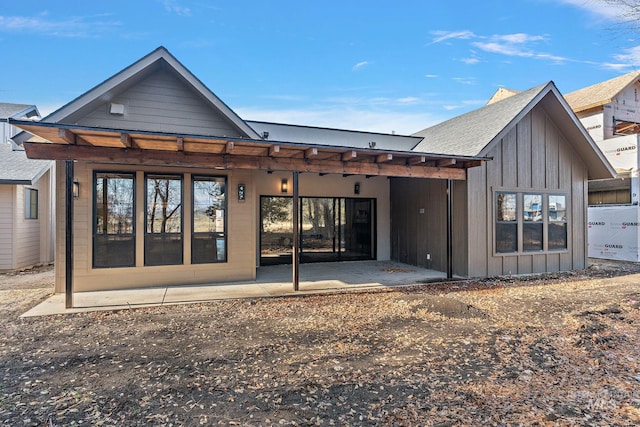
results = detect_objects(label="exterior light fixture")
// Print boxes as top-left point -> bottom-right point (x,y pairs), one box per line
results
281,178 -> 288,194
72,179 -> 80,198
354,182 -> 361,195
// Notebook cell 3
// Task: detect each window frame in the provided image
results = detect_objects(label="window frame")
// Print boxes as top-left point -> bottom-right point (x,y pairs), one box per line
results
92,171 -> 136,269
191,175 -> 228,264
144,173 -> 184,266
24,188 -> 38,220
493,189 -> 569,256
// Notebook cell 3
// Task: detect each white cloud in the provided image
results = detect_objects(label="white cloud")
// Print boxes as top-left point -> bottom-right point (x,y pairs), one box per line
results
161,0 -> 192,16
452,77 -> 477,85
553,0 -> 630,21
461,57 -> 480,65
0,14 -> 122,37
424,74 -> 439,78
352,61 -> 370,71
430,30 -> 475,44
612,45 -> 640,66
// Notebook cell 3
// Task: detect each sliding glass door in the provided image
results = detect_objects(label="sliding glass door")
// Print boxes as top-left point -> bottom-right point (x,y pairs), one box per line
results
260,196 -> 375,265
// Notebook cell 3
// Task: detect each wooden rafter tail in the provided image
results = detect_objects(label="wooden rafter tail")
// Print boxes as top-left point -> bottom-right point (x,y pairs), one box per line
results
225,141 -> 235,154
407,155 -> 426,165
305,147 -> 318,159
341,150 -> 357,161
437,158 -> 456,167
58,128 -> 76,145
177,137 -> 184,151
120,133 -> 133,148
376,153 -> 393,163
268,145 -> 280,157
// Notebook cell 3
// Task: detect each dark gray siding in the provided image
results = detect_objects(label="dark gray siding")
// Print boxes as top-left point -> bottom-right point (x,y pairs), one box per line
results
75,69 -> 244,137
390,178 -> 448,272
466,104 -> 589,278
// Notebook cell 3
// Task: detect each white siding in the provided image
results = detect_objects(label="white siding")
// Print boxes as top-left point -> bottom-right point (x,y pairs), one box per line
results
0,185 -> 14,269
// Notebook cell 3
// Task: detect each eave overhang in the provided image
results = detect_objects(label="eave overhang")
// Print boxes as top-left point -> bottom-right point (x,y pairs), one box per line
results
10,120 -> 489,180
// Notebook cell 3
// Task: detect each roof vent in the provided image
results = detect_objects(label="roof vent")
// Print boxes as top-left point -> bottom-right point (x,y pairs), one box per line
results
109,103 -> 125,115
368,141 -> 376,148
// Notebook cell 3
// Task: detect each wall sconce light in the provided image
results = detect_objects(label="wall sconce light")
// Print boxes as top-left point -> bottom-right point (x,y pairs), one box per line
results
354,182 -> 360,195
237,183 -> 246,201
72,179 -> 80,198
281,178 -> 288,194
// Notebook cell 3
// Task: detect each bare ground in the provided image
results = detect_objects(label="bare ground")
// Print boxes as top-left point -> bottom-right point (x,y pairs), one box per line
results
1,261 -> 640,426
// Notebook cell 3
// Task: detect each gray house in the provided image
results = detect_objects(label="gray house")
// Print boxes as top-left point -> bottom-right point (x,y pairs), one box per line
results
9,47 -> 613,298
0,103 -> 55,270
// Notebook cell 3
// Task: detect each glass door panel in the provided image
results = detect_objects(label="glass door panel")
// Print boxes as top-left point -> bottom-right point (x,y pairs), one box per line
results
260,196 -> 293,265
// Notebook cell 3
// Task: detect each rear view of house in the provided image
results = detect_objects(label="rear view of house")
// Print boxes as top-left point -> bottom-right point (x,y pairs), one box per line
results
8,47 -> 614,301
0,103 -> 55,270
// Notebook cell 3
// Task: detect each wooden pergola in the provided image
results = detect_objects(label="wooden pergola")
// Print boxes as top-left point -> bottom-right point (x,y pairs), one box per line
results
11,119 -> 489,307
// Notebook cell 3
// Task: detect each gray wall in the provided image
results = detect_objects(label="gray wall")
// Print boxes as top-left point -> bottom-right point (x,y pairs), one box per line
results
390,104 -> 589,278
466,104 -> 588,277
75,68 -> 244,137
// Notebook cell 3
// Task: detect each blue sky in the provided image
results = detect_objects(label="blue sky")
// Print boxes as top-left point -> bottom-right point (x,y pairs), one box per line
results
1,0 -> 639,134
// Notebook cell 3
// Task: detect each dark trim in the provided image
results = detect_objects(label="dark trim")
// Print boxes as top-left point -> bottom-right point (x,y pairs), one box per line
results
446,179 -> 453,280
144,172 -> 184,266
292,172 -> 299,291
65,160 -> 73,309
191,174 -> 228,264
91,171 -> 136,269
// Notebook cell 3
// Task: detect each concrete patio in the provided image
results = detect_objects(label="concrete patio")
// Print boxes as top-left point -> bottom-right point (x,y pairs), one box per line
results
21,261 -> 447,317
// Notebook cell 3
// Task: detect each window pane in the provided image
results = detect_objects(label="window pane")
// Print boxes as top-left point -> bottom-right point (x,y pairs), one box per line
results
193,177 -> 225,233
549,195 -> 566,222
496,223 -> 517,253
145,234 -> 183,266
523,223 -> 543,251
146,175 -> 182,233
192,176 -> 226,264
93,173 -> 135,268
496,193 -> 517,253
523,194 -> 542,222
497,193 -> 516,221
95,173 -> 134,234
25,189 -> 38,219
549,223 -> 567,250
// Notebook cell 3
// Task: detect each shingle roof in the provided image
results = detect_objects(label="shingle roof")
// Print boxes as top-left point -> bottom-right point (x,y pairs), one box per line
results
564,70 -> 640,113
411,83 -> 549,156
0,143 -> 52,184
0,103 -> 37,119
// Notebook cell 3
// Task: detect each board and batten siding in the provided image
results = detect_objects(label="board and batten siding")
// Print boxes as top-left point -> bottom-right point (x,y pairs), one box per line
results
54,161 -> 257,293
74,68 -> 245,138
389,178 -> 449,272
466,104 -> 589,278
0,185 -> 14,270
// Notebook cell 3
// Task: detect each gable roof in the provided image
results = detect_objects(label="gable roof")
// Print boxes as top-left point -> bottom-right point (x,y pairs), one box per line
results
40,46 -> 261,139
0,143 -> 51,185
564,70 -> 640,113
486,87 -> 519,105
412,81 -> 615,180
0,103 -> 40,120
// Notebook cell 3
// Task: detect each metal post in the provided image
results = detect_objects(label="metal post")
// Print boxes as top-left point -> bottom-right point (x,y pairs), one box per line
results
65,160 -> 74,308
292,171 -> 300,291
446,179 -> 453,280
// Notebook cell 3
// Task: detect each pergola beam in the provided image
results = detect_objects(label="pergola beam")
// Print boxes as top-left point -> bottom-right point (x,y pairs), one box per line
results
24,143 -> 470,180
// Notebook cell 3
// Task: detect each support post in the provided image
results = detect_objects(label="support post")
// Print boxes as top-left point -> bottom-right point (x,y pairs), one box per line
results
65,160 -> 74,308
292,171 -> 300,291
446,179 -> 453,280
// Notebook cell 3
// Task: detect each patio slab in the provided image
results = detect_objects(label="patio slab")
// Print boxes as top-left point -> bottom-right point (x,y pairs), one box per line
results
21,261 -> 446,317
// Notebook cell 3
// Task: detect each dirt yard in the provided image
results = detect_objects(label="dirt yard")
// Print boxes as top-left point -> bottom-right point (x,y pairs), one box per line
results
1,261 -> 640,426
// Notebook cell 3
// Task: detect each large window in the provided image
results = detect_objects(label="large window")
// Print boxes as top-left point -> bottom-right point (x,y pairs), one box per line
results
145,174 -> 183,266
548,195 -> 567,250
496,193 -> 517,253
495,192 -> 568,254
523,194 -> 543,252
192,176 -> 227,264
25,188 -> 38,219
93,173 -> 135,268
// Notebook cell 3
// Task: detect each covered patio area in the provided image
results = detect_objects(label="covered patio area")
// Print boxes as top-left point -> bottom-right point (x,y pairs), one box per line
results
22,260 -> 448,316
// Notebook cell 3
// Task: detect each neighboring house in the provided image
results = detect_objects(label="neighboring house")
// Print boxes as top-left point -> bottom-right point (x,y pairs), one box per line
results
9,47 -> 614,296
564,71 -> 640,261
0,103 -> 55,270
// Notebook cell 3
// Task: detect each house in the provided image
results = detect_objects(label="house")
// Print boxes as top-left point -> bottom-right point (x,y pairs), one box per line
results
9,47 -> 614,302
564,71 -> 640,262
0,103 -> 55,270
